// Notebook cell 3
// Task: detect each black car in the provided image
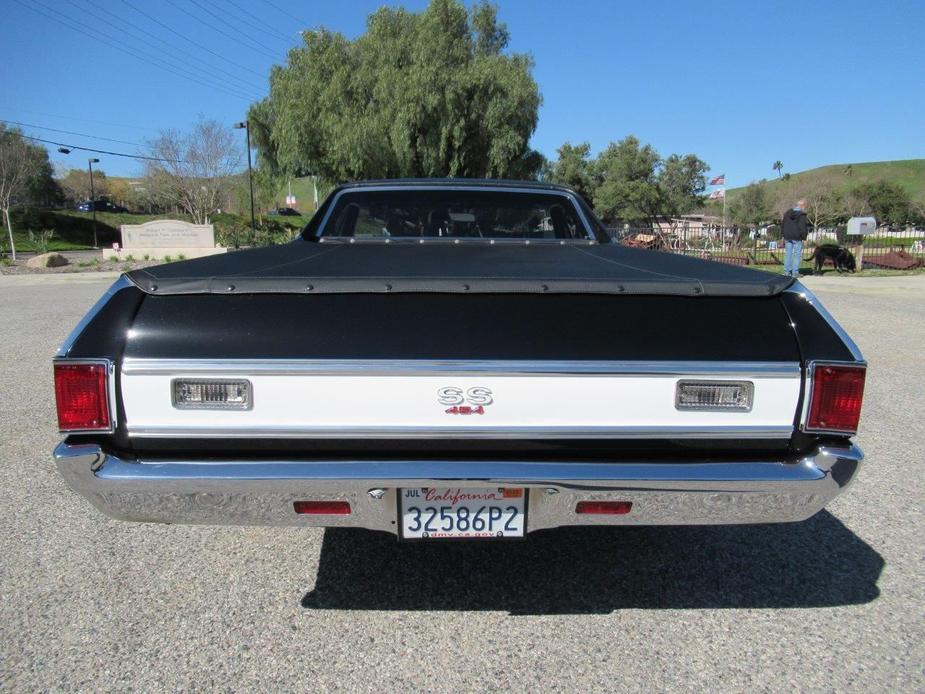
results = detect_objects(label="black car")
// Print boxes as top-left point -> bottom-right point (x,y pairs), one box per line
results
52,179 -> 865,540
269,207 -> 302,216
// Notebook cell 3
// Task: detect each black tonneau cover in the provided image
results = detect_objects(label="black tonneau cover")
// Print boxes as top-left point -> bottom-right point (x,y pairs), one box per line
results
126,241 -> 793,297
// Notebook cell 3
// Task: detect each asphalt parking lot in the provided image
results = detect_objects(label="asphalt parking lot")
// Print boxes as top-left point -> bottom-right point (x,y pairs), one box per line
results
1,272 -> 923,691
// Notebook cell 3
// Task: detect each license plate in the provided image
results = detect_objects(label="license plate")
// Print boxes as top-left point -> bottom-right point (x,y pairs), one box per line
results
399,487 -> 527,539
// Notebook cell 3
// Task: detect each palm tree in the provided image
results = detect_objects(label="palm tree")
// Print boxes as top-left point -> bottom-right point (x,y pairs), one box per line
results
773,161 -> 783,179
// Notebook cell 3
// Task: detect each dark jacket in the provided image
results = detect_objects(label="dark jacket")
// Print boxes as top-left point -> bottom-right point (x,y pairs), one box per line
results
781,208 -> 809,241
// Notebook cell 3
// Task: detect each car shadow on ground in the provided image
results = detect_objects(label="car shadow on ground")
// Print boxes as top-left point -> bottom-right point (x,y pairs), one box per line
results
301,511 -> 883,615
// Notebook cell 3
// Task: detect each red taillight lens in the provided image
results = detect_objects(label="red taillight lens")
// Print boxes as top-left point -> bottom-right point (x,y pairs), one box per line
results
293,501 -> 351,515
806,363 -> 866,434
54,362 -> 111,432
575,501 -> 633,515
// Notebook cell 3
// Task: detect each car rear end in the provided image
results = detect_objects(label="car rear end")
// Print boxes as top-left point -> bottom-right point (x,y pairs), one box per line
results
53,272 -> 865,539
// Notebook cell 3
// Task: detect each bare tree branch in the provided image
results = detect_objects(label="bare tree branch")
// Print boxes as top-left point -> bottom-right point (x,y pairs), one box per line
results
0,126 -> 46,260
144,120 -> 242,225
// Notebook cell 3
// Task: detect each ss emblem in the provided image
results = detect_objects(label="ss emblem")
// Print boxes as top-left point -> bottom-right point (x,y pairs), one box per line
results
437,386 -> 494,407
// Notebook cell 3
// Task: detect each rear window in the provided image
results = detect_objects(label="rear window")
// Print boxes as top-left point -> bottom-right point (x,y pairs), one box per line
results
318,189 -> 592,241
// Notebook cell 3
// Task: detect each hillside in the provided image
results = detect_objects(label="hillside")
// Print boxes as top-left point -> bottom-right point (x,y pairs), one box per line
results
727,159 -> 925,203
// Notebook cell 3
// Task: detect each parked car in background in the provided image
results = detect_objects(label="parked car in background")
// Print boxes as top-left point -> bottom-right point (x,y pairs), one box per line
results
53,179 -> 865,540
269,207 -> 302,216
77,199 -> 128,213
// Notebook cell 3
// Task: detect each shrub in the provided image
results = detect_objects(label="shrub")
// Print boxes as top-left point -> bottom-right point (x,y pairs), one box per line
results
124,254 -> 135,262
164,255 -> 173,262
177,253 -> 186,260
27,228 -> 56,254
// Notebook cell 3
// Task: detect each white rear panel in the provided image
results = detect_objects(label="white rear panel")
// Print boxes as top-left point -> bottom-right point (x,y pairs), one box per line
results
120,360 -> 801,439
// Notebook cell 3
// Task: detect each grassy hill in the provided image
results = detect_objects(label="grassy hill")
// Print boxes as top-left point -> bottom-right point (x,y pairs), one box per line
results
727,159 -> 925,203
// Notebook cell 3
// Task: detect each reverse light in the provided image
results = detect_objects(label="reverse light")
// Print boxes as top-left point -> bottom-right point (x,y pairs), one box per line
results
54,361 -> 111,432
575,501 -> 633,515
293,501 -> 351,515
805,363 -> 866,435
172,379 -> 252,410
675,380 -> 754,411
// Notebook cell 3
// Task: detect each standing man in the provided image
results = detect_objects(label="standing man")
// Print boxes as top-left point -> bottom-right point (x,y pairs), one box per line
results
781,198 -> 809,278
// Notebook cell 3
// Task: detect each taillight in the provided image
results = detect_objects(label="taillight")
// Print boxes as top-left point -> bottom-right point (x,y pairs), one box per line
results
54,362 -> 111,432
804,362 -> 866,435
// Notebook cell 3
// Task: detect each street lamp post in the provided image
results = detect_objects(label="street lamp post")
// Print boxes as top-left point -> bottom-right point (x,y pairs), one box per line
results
234,121 -> 256,249
88,158 -> 100,248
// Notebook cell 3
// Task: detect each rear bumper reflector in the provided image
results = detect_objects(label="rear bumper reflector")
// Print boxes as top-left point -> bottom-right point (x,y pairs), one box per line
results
575,500 -> 633,515
293,500 -> 351,515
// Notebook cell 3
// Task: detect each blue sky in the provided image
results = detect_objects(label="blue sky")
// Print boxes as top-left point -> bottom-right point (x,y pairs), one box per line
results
2,0 -> 923,185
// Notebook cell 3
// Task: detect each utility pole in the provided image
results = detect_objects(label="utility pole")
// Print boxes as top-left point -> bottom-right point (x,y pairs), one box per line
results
88,158 -> 100,248
234,121 -> 255,249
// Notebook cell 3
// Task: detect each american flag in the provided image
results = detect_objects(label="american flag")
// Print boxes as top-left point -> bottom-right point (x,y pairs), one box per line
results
709,174 -> 726,186
708,189 -> 725,200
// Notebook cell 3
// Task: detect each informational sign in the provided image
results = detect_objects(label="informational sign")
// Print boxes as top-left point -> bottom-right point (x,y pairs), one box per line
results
120,220 -> 215,249
286,195 -> 297,206
106,219 -> 226,260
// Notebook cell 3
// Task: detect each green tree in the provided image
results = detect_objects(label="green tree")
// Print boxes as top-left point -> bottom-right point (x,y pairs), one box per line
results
59,167 -> 110,204
591,136 -> 662,225
250,0 -> 541,182
0,125 -> 55,259
772,160 -> 783,179
658,153 -> 708,217
548,142 -> 594,201
849,180 -> 912,226
729,182 -> 770,227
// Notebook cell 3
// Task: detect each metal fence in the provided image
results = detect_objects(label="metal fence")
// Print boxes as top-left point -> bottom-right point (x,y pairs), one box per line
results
610,225 -> 925,272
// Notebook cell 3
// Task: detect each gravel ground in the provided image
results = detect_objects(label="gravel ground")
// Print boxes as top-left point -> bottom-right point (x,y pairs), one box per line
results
0,274 -> 922,692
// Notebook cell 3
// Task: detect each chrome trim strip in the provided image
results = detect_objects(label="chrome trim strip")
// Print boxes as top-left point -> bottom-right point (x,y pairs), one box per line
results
52,358 -> 117,433
786,282 -> 865,362
315,185 -> 597,242
800,360 -> 867,435
56,275 -> 133,358
53,441 -> 864,529
121,358 -> 801,378
127,425 -> 795,440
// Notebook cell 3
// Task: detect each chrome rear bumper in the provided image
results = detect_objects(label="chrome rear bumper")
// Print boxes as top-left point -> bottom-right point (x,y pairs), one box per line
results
53,441 -> 863,533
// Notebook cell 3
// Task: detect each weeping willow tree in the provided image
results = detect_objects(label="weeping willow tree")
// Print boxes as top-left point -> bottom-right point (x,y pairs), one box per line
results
249,0 -> 543,183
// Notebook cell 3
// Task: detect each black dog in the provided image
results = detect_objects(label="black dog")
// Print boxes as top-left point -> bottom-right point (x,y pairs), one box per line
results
811,244 -> 857,274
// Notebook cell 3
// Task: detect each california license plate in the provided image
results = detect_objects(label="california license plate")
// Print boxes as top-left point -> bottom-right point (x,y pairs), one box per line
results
399,487 -> 527,539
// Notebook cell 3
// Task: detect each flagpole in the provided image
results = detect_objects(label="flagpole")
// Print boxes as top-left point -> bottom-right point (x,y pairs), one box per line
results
722,180 -> 727,250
